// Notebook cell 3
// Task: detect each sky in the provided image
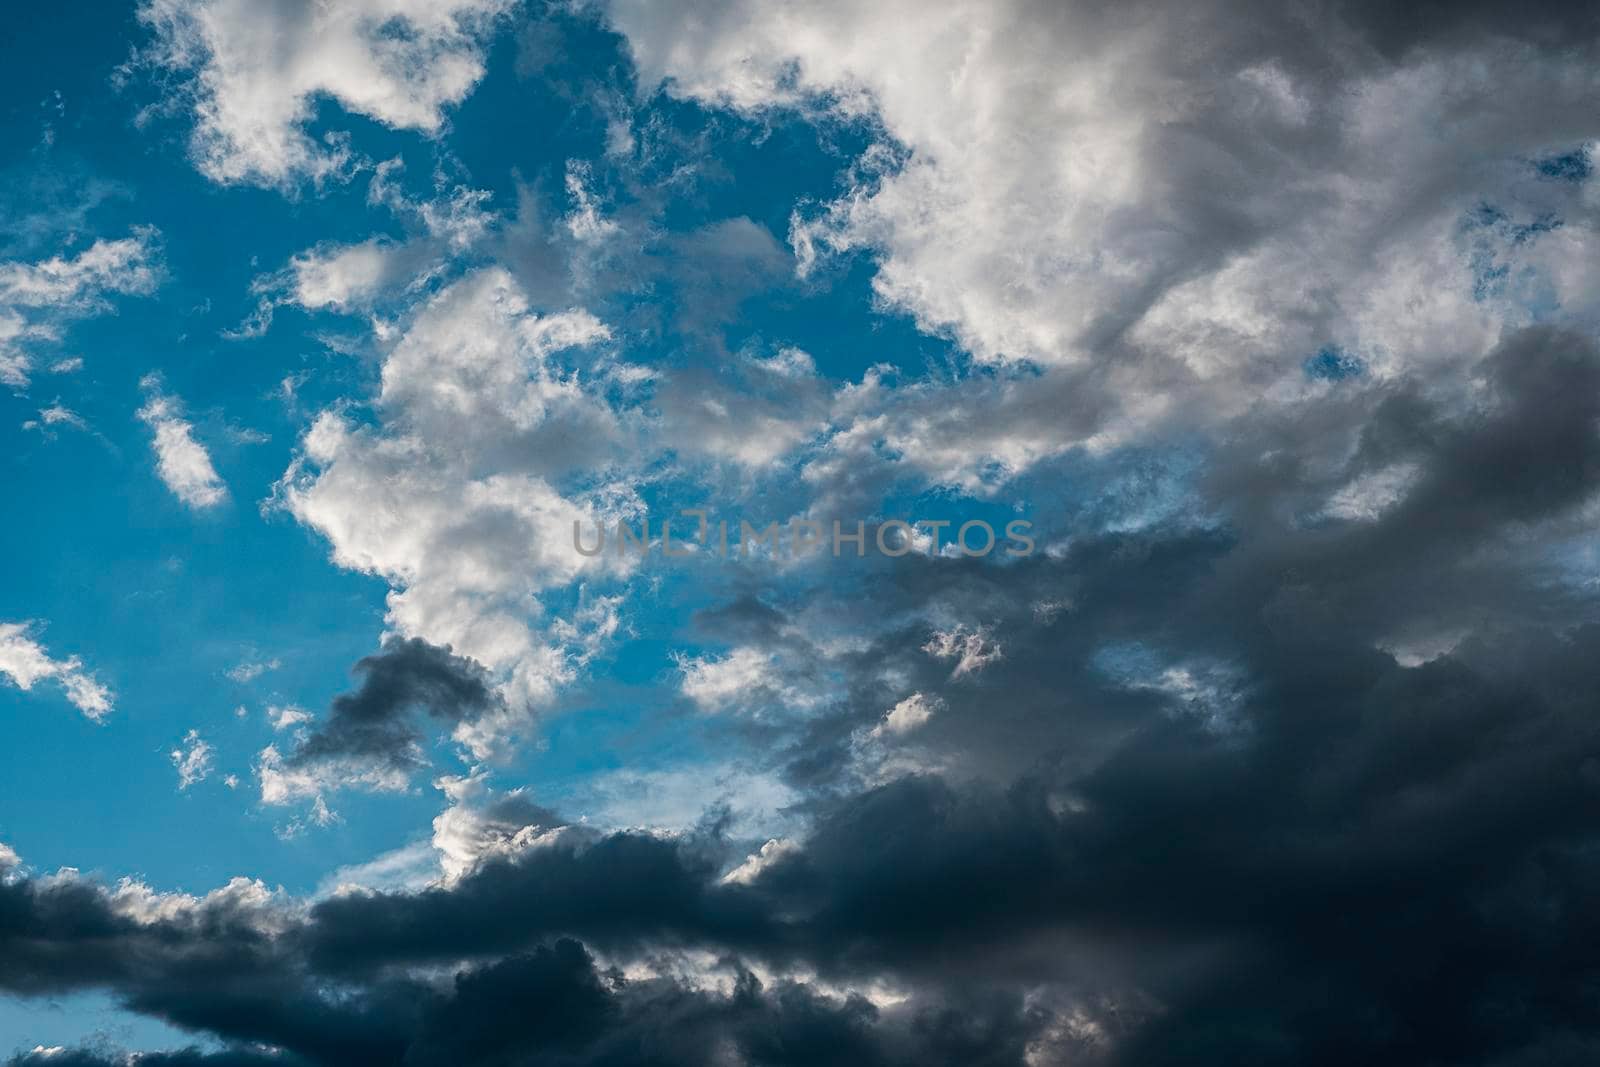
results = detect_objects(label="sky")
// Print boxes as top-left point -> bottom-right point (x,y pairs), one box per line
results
3,1 -> 1600,1064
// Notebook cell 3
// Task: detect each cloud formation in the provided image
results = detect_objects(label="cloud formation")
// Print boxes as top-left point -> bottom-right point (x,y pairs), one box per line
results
137,377 -> 228,510
0,621 -> 112,720
0,229 -> 159,387
138,0 -> 513,187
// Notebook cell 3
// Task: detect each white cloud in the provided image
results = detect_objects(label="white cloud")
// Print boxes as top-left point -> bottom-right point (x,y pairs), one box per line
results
139,0 -> 512,187
265,704 -> 311,731
0,230 -> 161,309
226,656 -> 279,683
869,691 -> 940,739
256,743 -> 408,811
236,168 -> 498,337
0,621 -> 113,720
0,230 -> 160,387
137,379 -> 228,509
285,238 -> 399,312
319,770 -> 566,893
274,268 -> 637,756
170,729 -> 213,790
923,626 -> 1002,679
721,837 -> 800,885
603,0 -> 1600,453
674,646 -> 781,712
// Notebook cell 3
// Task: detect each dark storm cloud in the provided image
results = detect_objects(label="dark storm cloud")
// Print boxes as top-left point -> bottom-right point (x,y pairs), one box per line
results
284,637 -> 499,773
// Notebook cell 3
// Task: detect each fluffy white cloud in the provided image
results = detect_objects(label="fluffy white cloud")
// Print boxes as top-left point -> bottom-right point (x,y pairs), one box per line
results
170,729 -> 214,790
275,268 -> 638,754
604,0 -> 1600,452
318,770 -> 567,894
869,691 -> 939,739
0,621 -> 113,720
137,379 -> 228,509
265,704 -> 311,731
721,837 -> 800,885
139,0 -> 512,187
237,165 -> 497,334
430,769 -> 566,884
675,646 -> 785,712
0,230 -> 160,387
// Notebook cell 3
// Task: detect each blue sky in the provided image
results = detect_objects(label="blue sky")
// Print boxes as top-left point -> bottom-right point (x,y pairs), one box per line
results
4,2 -> 1600,1065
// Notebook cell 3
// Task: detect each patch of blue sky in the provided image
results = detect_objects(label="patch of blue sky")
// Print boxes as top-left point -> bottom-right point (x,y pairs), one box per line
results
1461,202 -> 1566,311
0,991 -> 204,1062
1532,145 -> 1593,183
1304,344 -> 1365,381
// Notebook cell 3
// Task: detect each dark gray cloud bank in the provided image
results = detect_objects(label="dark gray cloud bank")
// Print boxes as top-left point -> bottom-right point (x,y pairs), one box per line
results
14,1 -> 1600,1064
10,324 -> 1600,1063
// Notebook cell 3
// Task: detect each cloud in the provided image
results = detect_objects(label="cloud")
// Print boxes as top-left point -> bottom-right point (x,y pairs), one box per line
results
225,656 -> 279,684
603,0 -> 1600,459
21,402 -> 88,436
273,268 -> 638,751
233,163 -> 498,335
265,704 -> 310,731
675,646 -> 782,712
922,626 -> 1002,679
170,729 -> 213,790
867,692 -> 938,739
0,229 -> 159,387
14,7 -> 1600,1066
257,638 -> 515,823
137,0 -> 513,187
136,378 -> 228,510
0,621 -> 113,720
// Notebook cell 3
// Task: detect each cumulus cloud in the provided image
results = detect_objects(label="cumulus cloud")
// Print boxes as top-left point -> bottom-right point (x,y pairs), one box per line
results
274,268 -> 637,752
0,621 -> 113,720
867,692 -> 939,739
137,0 -> 513,187
604,0 -> 1600,458
674,646 -> 781,712
136,378 -> 228,509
